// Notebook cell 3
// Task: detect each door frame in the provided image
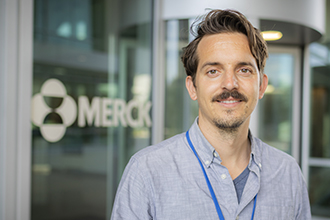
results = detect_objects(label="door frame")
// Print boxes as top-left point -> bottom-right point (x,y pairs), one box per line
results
0,0 -> 33,220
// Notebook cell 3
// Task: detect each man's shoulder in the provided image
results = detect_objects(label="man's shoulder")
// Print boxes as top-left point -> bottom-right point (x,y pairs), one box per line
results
131,132 -> 187,164
254,137 -> 298,166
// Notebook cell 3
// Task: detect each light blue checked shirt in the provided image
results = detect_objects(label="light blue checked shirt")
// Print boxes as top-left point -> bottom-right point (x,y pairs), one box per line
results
111,118 -> 311,219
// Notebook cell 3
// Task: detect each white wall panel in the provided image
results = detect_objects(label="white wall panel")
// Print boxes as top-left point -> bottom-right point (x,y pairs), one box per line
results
163,0 -> 325,34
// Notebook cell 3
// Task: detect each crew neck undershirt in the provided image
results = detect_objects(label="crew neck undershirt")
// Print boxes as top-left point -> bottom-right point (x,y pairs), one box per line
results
233,166 -> 250,204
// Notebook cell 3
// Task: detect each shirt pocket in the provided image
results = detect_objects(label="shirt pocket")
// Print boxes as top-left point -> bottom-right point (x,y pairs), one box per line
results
254,205 -> 293,220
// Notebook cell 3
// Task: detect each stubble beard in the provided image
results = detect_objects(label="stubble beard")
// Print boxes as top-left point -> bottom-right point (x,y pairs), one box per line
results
213,113 -> 244,134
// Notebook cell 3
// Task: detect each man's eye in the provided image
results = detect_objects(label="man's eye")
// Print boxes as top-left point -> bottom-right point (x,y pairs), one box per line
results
207,69 -> 218,74
239,68 -> 251,74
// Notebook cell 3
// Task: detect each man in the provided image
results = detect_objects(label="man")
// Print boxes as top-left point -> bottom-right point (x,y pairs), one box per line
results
111,9 -> 311,219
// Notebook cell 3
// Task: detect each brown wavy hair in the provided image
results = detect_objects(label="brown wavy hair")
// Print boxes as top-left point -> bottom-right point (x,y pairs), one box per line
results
181,9 -> 268,86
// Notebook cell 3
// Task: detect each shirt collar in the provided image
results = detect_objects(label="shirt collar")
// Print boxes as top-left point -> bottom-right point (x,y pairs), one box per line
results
188,117 -> 217,168
187,117 -> 262,171
248,130 -> 262,171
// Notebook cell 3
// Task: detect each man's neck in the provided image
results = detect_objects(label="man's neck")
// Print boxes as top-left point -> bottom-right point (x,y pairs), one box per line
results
198,118 -> 251,179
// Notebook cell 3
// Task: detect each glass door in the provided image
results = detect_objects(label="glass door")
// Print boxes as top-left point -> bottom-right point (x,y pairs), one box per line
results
257,46 -> 301,161
31,1 -> 152,219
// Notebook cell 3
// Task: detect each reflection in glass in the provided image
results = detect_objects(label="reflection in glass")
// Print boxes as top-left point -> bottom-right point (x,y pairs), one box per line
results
309,166 -> 330,217
164,19 -> 198,139
258,52 -> 294,154
32,0 -> 152,220
310,43 -> 330,159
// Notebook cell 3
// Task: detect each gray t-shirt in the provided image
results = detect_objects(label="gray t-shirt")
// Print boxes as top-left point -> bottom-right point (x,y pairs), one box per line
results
233,166 -> 250,204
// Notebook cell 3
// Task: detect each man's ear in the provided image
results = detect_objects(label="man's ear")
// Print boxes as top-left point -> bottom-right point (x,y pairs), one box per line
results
186,76 -> 197,101
259,73 -> 268,99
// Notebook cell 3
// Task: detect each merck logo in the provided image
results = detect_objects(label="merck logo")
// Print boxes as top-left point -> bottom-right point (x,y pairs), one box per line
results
31,78 -> 152,143
31,79 -> 76,142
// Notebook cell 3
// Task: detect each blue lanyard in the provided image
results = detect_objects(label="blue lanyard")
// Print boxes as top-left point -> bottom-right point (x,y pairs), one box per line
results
186,131 -> 257,220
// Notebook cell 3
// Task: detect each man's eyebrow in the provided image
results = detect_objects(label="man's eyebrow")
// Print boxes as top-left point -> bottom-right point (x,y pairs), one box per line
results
238,62 -> 253,66
237,62 -> 257,69
200,62 -> 221,70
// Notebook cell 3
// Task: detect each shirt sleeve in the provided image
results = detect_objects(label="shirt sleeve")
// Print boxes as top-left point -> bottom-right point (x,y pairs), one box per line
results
110,157 -> 153,220
294,166 -> 312,220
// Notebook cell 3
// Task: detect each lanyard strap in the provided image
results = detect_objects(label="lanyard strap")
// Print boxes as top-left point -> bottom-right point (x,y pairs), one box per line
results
185,130 -> 257,220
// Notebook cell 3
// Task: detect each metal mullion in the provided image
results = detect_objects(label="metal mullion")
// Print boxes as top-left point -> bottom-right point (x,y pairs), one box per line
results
151,0 -> 165,144
16,0 -> 34,220
309,158 -> 330,168
292,48 -> 302,164
0,0 -> 20,219
302,45 -> 311,184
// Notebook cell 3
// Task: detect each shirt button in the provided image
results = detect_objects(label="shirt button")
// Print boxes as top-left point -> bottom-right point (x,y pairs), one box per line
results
236,216 -> 239,220
221,174 -> 227,180
259,163 -> 262,168
213,152 -> 217,157
205,160 -> 210,165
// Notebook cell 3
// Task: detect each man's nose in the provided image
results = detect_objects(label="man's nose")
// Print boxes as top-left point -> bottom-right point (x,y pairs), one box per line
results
221,71 -> 238,91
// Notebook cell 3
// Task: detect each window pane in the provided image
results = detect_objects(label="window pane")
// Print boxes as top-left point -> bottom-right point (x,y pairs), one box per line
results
258,52 -> 294,154
31,0 -> 152,219
308,22 -> 330,219
309,166 -> 330,217
164,19 -> 198,139
310,43 -> 330,159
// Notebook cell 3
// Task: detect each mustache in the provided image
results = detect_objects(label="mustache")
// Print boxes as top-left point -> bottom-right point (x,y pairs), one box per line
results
212,90 -> 248,102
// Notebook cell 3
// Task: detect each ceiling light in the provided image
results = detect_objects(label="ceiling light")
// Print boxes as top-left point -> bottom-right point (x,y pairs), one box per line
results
261,31 -> 283,41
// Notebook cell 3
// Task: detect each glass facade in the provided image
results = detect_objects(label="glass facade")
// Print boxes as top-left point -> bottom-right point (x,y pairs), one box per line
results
1,1 -> 329,219
31,0 -> 152,219
309,41 -> 330,217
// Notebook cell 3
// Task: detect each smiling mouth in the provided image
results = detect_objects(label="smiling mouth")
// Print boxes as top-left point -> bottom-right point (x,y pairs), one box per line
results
219,100 -> 241,104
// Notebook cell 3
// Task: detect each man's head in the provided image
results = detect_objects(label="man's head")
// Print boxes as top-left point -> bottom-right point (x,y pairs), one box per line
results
181,9 -> 268,87
182,9 -> 269,132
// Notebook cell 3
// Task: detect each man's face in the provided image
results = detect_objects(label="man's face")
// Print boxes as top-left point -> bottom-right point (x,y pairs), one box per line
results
186,32 -> 268,131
